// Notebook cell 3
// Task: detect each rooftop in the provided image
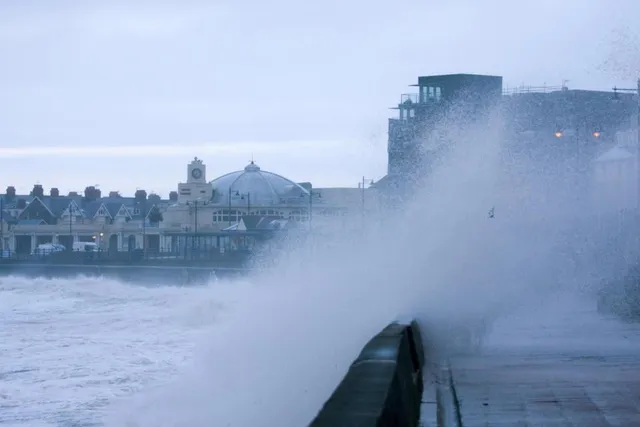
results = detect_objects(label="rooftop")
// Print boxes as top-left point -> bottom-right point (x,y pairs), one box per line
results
209,161 -> 310,206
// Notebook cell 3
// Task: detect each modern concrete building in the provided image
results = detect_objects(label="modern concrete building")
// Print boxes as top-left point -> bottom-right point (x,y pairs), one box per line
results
372,73 -> 504,209
374,73 -> 639,210
384,74 -> 503,185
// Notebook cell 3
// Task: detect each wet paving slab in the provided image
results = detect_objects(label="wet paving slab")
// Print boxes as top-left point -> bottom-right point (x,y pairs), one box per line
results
446,293 -> 640,426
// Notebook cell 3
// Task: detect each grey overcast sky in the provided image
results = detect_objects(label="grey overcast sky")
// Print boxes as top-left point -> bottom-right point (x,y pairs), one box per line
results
0,0 -> 638,196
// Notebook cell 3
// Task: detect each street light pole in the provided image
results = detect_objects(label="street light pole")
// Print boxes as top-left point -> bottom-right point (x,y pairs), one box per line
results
235,191 -> 251,217
362,177 -> 366,225
189,198 -> 207,250
0,198 -> 4,255
195,200 -> 199,235
361,177 -> 374,227
142,198 -> 146,257
300,190 -> 315,228
194,200 -> 199,251
637,78 -> 640,211
613,80 -> 640,209
228,191 -> 232,226
69,203 -> 73,250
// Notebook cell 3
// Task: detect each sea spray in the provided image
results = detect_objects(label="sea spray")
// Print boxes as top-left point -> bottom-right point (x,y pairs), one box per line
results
109,102 -> 627,427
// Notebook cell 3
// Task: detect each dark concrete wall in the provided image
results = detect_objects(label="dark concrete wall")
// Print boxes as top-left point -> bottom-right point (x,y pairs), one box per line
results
309,320 -> 425,427
0,263 -> 249,285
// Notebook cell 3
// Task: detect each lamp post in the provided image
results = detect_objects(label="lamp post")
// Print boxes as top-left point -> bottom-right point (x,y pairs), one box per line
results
228,191 -> 232,226
142,198 -> 147,257
235,191 -> 251,215
613,79 -> 640,209
187,198 -> 208,250
0,201 -> 5,255
360,176 -> 375,226
554,126 -> 601,205
300,190 -> 320,226
554,126 -> 582,168
226,190 -> 249,226
68,202 -> 74,251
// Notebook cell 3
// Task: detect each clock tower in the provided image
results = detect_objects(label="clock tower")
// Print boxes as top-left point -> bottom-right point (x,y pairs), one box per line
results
178,157 -> 213,203
188,157 -> 206,183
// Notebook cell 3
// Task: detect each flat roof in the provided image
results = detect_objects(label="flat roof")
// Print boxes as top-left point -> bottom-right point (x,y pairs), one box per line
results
411,73 -> 503,86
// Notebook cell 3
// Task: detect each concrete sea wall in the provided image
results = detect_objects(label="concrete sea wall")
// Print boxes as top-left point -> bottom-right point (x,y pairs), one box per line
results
309,320 -> 425,427
0,263 -> 249,284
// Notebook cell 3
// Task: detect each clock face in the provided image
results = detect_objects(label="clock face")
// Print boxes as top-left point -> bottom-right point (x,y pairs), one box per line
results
191,168 -> 202,179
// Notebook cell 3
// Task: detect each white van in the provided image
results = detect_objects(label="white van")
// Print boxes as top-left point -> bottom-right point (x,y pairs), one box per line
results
72,242 -> 99,252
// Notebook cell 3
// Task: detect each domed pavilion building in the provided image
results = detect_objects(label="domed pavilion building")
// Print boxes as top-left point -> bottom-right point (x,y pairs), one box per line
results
163,158 -> 317,234
160,157 -> 377,253
209,160 -> 311,225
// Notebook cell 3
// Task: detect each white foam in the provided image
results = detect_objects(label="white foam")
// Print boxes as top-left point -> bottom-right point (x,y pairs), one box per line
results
0,275 -> 222,426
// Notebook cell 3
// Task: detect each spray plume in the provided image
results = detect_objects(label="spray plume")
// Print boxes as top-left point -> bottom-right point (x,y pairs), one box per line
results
107,100 -> 625,427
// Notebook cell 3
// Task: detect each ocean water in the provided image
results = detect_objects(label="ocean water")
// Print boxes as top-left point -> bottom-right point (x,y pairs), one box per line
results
1,276 -> 636,427
0,275 -> 223,427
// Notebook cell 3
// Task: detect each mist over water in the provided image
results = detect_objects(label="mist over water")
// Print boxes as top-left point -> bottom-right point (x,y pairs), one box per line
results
108,105 -> 629,427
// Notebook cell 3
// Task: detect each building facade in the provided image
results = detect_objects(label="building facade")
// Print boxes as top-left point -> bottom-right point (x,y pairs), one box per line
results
163,158 -> 380,235
4,190 -> 169,254
375,73 -> 639,210
1,158 -> 378,254
591,129 -> 639,213
374,73 -> 503,203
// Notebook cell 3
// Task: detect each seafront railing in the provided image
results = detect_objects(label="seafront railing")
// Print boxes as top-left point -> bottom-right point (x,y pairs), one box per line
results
0,248 -> 255,266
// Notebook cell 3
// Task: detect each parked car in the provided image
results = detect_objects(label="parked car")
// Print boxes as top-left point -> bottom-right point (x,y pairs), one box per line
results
31,243 -> 66,256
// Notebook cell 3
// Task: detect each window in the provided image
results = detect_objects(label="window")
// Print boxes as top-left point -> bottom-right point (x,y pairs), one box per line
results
421,86 -> 443,102
288,210 -> 308,221
212,209 -> 242,223
320,209 -> 341,217
255,210 -> 284,217
409,108 -> 415,118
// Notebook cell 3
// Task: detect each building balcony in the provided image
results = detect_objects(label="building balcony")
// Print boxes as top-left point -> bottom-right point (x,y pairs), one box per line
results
400,93 -> 419,105
399,92 -> 443,105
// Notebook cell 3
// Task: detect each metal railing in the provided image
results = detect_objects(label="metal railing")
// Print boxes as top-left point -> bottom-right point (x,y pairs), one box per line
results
502,84 -> 566,96
0,248 -> 254,266
400,93 -> 419,104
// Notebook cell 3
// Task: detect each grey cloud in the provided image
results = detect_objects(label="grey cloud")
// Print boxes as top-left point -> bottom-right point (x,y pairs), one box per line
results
0,0 -> 639,192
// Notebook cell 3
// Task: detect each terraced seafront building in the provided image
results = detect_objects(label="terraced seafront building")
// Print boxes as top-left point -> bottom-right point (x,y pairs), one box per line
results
1,158 -> 378,255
